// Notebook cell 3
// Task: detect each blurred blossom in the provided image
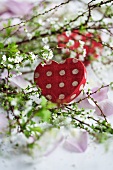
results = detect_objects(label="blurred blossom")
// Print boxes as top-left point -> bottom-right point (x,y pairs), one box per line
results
0,0 -> 34,29
58,30 -> 102,66
0,0 -> 33,18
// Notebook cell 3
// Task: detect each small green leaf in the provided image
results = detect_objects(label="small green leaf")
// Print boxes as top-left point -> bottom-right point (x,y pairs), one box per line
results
0,43 -> 4,49
36,108 -> 51,123
41,96 -> 47,107
29,126 -> 43,133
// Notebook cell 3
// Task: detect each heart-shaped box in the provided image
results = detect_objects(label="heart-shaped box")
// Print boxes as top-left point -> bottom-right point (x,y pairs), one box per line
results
34,58 -> 86,104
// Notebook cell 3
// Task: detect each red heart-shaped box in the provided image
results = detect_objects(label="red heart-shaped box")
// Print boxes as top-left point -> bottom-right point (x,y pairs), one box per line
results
34,58 -> 86,104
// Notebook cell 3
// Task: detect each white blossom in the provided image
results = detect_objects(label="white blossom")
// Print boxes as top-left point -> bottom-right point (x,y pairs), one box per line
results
8,64 -> 13,69
27,32 -> 33,40
11,99 -> 17,106
14,109 -> 20,116
66,39 -> 75,47
15,56 -> 23,63
8,57 -> 14,62
79,54 -> 85,61
79,40 -> 85,48
66,30 -> 71,37
43,45 -> 49,50
29,52 -> 36,60
83,49 -> 86,58
42,37 -> 49,44
41,45 -> 53,61
2,55 -> 6,61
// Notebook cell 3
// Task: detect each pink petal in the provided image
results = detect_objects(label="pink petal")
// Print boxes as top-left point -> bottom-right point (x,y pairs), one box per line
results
75,93 -> 94,109
0,113 -> 8,133
78,98 -> 94,109
0,12 -> 13,19
9,74 -> 30,89
91,86 -> 108,102
95,99 -> 113,117
5,0 -> 33,16
0,69 -> 8,79
63,130 -> 88,153
0,70 -> 30,89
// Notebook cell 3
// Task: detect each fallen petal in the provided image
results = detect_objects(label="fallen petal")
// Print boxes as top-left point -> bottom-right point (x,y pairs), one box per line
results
44,135 -> 64,156
95,99 -> 113,117
9,74 -> 30,89
5,0 -> 33,16
91,86 -> 108,102
76,93 -> 94,109
63,129 -> 88,153
0,113 -> 8,133
0,70 -> 30,89
78,98 -> 94,109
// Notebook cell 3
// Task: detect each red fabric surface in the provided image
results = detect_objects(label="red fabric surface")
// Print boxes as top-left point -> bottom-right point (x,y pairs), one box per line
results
57,30 -> 102,66
34,58 -> 86,104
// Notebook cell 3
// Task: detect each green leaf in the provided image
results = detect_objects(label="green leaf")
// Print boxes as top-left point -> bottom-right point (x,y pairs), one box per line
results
41,96 -> 47,107
0,43 -> 4,49
79,25 -> 86,33
36,108 -> 51,123
29,126 -> 43,133
47,101 -> 56,109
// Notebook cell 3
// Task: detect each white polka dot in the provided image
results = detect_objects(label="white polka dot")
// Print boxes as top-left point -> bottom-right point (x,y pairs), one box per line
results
59,94 -> 65,100
72,69 -> 79,74
59,70 -> 65,76
72,81 -> 78,86
59,82 -> 65,88
46,60 -> 52,65
46,84 -> 52,89
46,95 -> 52,100
46,71 -> 52,76
79,84 -> 84,91
72,58 -> 78,63
85,72 -> 87,79
34,72 -> 39,78
71,94 -> 76,99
